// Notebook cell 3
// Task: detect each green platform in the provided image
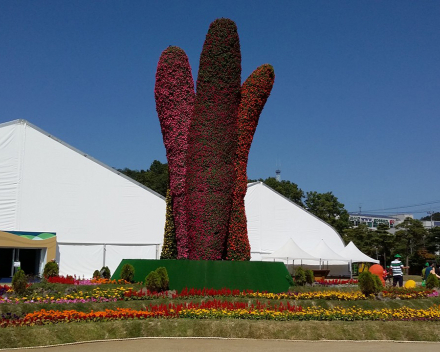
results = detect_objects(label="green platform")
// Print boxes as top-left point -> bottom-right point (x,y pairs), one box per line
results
112,259 -> 292,293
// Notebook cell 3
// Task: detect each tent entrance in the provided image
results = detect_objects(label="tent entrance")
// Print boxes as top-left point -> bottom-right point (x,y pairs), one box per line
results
0,248 -> 14,278
0,248 -> 45,279
19,248 -> 43,276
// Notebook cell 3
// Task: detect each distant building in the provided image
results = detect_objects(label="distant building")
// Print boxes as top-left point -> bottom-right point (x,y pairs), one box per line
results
349,213 -> 398,230
422,221 -> 440,230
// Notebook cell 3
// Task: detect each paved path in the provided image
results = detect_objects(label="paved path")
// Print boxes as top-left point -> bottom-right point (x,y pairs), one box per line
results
2,338 -> 440,352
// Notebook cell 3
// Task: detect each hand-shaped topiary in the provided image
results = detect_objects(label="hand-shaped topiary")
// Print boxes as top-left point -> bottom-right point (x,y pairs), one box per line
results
154,18 -> 274,260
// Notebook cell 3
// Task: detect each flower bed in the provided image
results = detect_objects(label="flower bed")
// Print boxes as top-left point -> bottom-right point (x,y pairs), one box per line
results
3,300 -> 440,327
1,287 -> 129,304
46,276 -> 129,285
381,287 -> 435,299
2,286 -> 436,305
315,279 -> 358,285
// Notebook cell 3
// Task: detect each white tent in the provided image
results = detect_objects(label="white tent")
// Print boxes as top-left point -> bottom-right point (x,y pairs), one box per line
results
308,239 -> 350,268
340,241 -> 379,264
263,238 -> 319,264
245,182 -> 346,260
0,120 -> 166,277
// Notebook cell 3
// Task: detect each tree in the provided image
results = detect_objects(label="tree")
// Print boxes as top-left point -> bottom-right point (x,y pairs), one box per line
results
421,212 -> 440,221
343,224 -> 376,257
425,226 -> 440,254
373,223 -> 396,267
394,217 -> 428,271
250,177 -> 304,206
304,191 -> 350,233
118,160 -> 169,196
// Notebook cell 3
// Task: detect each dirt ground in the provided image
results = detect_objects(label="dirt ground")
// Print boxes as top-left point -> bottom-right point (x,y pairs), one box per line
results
2,338 -> 440,352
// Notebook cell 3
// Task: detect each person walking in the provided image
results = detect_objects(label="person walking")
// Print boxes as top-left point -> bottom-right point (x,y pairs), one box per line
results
424,262 -> 440,282
390,254 -> 408,287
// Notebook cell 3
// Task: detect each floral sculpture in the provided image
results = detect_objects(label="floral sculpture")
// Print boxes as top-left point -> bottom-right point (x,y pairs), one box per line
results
155,18 -> 274,260
155,47 -> 194,258
226,64 -> 275,260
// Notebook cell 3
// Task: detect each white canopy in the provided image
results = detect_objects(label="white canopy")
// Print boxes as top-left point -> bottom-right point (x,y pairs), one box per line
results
340,241 -> 379,264
263,238 -> 319,261
309,239 -> 350,262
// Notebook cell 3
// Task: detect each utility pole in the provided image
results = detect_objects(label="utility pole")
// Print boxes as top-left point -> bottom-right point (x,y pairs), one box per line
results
427,211 -> 434,229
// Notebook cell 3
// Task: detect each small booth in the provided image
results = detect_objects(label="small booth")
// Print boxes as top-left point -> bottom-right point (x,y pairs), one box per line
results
0,231 -> 56,280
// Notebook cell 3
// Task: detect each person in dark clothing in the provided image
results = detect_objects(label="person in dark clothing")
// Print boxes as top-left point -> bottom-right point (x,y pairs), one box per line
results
425,263 -> 440,281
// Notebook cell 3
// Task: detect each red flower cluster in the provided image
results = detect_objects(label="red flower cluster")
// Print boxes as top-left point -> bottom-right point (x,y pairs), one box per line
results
46,275 -> 76,284
0,285 -> 11,296
227,64 -> 275,260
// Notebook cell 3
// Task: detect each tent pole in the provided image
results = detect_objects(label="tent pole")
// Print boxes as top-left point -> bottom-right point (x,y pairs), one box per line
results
349,260 -> 352,279
103,244 -> 107,268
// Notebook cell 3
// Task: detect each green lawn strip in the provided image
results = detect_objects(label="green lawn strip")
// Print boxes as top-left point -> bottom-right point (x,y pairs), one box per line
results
2,320 -> 440,349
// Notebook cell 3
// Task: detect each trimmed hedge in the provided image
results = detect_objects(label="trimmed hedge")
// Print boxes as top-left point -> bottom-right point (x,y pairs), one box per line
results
113,259 -> 290,293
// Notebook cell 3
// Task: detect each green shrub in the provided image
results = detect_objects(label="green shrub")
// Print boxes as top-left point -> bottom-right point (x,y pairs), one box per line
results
145,271 -> 162,292
12,269 -> 28,295
358,271 -> 381,296
305,269 -> 314,285
155,267 -> 169,291
43,261 -> 59,279
92,270 -> 101,279
294,267 -> 307,286
286,274 -> 295,287
373,273 -> 383,290
426,273 -> 439,289
100,266 -> 111,279
121,264 -> 135,283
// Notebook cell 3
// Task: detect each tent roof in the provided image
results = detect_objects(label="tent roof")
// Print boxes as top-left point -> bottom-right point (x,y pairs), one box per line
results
245,182 -> 346,259
264,238 -> 319,261
340,241 -> 380,263
0,120 -> 165,200
309,239 -> 350,262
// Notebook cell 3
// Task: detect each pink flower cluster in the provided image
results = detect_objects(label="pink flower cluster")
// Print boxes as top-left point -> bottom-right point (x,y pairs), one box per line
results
155,46 -> 195,258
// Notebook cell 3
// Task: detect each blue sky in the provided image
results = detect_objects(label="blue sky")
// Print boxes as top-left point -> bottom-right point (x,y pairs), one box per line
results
1,1 -> 439,216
